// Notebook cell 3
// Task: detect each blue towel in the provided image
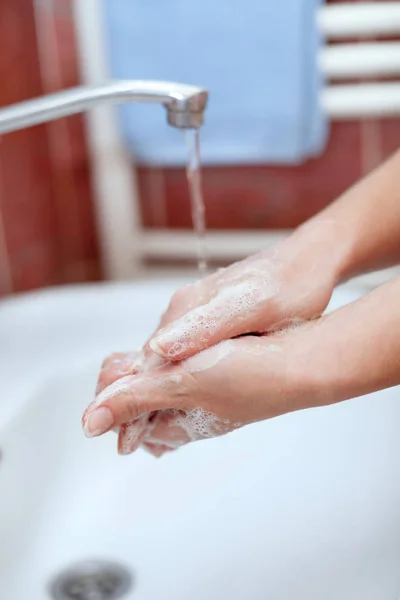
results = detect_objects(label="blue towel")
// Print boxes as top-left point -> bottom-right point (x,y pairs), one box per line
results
102,0 -> 327,166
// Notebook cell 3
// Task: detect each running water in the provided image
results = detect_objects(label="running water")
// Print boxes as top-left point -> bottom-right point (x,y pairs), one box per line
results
186,129 -> 208,273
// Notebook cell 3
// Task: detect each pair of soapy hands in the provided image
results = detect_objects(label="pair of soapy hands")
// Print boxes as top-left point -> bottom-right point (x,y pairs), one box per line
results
82,222 -> 340,456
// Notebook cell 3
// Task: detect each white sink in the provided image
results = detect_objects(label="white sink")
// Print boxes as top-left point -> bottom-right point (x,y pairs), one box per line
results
1,281 -> 400,600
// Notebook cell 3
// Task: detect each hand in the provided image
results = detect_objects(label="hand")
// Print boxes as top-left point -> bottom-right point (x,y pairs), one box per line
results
86,220 -> 346,455
86,273 -> 400,458
82,325 -> 318,456
147,220 -> 345,362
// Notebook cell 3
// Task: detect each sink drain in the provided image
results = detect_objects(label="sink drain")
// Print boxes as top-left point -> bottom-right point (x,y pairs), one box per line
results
48,559 -> 133,600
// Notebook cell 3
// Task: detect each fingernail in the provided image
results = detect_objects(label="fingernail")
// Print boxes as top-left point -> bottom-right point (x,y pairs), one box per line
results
149,336 -> 166,356
84,407 -> 114,438
150,335 -> 189,359
118,445 -> 132,456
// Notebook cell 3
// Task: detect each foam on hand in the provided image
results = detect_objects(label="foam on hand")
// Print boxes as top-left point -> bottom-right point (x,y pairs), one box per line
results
174,407 -> 229,441
153,264 -> 281,358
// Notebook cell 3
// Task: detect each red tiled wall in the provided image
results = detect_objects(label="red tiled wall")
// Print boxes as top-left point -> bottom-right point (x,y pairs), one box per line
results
0,0 -> 60,293
0,0 -> 100,296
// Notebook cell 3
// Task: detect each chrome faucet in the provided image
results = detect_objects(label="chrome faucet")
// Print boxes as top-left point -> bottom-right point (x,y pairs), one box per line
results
0,80 -> 208,134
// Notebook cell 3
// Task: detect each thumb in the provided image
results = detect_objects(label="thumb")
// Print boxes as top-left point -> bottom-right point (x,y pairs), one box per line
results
82,368 -> 191,438
95,350 -> 145,395
149,285 -> 267,361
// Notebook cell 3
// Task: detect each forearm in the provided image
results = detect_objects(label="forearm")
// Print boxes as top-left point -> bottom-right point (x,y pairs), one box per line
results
293,276 -> 400,406
290,149 -> 400,284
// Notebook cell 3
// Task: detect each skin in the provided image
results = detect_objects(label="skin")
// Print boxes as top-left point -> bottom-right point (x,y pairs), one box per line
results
82,149 -> 400,456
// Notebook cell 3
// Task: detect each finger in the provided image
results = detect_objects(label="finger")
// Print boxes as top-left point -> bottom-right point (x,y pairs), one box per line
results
141,441 -> 175,458
97,351 -> 167,439
142,279 -> 214,358
145,410 -> 191,448
96,351 -> 145,395
139,412 -> 179,458
148,282 -> 277,361
82,366 -> 195,438
95,352 -> 167,447
117,415 -> 152,455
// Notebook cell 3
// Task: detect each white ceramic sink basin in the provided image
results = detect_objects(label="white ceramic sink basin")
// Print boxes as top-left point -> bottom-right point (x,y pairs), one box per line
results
1,281 -> 400,600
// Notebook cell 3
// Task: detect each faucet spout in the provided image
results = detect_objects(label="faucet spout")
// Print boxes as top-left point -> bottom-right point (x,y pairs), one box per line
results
0,80 -> 208,134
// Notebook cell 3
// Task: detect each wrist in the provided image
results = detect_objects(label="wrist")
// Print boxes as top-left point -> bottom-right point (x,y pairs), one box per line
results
285,319 -> 342,411
287,277 -> 400,409
286,216 -> 354,287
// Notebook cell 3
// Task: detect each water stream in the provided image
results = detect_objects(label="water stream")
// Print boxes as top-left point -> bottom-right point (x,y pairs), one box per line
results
185,129 -> 208,273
